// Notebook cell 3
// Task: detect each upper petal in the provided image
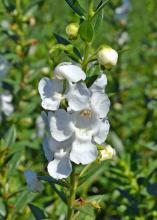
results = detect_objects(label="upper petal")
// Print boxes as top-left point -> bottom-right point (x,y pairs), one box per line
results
90,74 -> 107,93
91,92 -> 110,118
54,63 -> 86,82
47,150 -> 72,179
48,109 -> 74,141
66,82 -> 90,111
38,77 -> 63,110
93,119 -> 110,144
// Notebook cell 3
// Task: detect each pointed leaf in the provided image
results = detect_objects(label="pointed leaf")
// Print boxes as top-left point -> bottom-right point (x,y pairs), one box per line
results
79,21 -> 93,42
4,125 -> 16,147
29,203 -> 45,220
65,0 -> 84,16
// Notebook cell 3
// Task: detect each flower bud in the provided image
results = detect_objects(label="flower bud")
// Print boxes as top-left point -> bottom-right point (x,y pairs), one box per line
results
97,46 -> 118,70
65,23 -> 79,39
100,145 -> 116,161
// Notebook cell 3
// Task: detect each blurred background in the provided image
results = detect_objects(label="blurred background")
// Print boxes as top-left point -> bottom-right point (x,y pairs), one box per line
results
0,0 -> 157,219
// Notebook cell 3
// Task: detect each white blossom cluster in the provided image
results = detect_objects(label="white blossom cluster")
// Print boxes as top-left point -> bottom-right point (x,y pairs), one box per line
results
38,62 -> 110,179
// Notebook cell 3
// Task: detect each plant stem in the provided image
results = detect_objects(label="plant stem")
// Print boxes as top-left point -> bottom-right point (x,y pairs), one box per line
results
67,166 -> 78,220
82,42 -> 91,71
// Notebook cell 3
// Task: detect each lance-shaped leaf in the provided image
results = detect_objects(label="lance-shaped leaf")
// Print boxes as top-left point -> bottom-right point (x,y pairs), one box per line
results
29,203 -> 45,220
4,125 -> 16,147
65,0 -> 84,16
38,175 -> 69,188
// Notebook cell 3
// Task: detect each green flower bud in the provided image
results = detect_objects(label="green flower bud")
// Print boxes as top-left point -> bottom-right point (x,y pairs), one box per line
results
97,46 -> 118,70
65,23 -> 79,39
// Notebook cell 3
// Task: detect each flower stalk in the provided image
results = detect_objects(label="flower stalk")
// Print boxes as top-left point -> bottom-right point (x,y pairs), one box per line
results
67,165 -> 78,220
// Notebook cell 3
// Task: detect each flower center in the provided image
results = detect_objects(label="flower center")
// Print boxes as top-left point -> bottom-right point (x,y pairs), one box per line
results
80,109 -> 92,118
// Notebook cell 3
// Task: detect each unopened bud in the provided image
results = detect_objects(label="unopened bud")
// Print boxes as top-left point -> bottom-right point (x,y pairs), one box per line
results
65,23 -> 79,39
100,145 -> 116,161
97,46 -> 118,70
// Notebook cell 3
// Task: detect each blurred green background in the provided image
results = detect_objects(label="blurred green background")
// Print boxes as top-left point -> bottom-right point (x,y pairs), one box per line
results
0,0 -> 157,219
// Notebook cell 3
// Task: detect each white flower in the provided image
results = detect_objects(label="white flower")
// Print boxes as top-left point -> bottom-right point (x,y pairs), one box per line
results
43,134 -> 73,179
100,145 -> 116,161
117,31 -> 129,46
48,109 -> 109,166
54,62 -> 86,82
0,92 -> 14,120
38,63 -> 86,111
97,46 -> 118,69
24,170 -> 43,192
47,149 -> 72,179
0,56 -> 10,79
40,73 -> 110,179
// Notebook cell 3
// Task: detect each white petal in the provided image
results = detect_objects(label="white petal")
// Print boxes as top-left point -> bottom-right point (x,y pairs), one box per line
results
1,93 -> 12,102
43,135 -> 73,161
90,74 -> 107,93
42,136 -> 54,161
54,63 -> 86,82
93,119 -> 110,144
48,109 -> 73,141
91,92 -> 110,118
48,151 -> 72,179
70,130 -> 98,164
38,77 -> 63,111
66,82 -> 90,111
1,95 -> 14,116
41,98 -> 60,111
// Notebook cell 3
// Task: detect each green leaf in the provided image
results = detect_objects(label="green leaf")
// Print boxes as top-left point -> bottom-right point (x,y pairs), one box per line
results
94,0 -> 110,17
79,161 -> 108,186
25,0 -> 45,13
147,183 -> 157,196
65,0 -> 84,16
14,191 -> 35,212
39,176 -> 69,188
4,125 -> 16,147
51,184 -> 67,204
54,33 -> 70,45
86,195 -> 105,203
79,21 -> 93,42
6,152 -> 21,179
143,142 -> 157,151
0,198 -> 6,217
29,203 -> 45,220
110,131 -> 125,154
2,0 -> 15,12
74,204 -> 95,217
54,33 -> 81,58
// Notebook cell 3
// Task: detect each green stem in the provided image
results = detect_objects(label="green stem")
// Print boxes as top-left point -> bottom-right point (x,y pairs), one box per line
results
82,42 -> 91,71
67,166 -> 78,220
